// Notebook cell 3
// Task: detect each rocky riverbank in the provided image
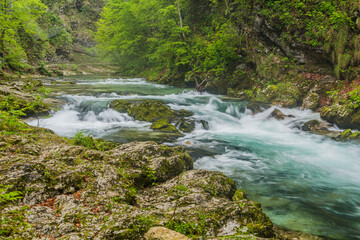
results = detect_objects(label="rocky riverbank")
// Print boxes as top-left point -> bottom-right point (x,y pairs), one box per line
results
0,79 -> 272,239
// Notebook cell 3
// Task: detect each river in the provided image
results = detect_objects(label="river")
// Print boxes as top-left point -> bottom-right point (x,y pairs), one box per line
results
28,75 -> 360,240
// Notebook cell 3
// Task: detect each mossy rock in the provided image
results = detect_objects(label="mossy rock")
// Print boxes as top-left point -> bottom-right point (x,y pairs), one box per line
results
270,108 -> 286,120
127,100 -> 177,122
302,120 -> 328,132
110,99 -> 194,124
175,118 -> 195,133
109,99 -> 134,113
337,129 -> 360,141
321,105 -> 360,130
176,109 -> 193,118
150,118 -> 181,134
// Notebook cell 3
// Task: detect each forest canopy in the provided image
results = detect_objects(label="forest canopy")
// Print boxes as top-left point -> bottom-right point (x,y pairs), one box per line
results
96,0 -> 241,89
0,0 -> 47,71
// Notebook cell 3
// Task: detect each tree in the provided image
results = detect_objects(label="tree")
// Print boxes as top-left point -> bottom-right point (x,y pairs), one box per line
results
0,0 -> 47,70
96,0 -> 190,76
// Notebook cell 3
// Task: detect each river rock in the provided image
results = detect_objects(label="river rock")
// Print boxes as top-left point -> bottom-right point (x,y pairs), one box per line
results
145,227 -> 189,240
270,108 -> 286,120
247,102 -> 270,114
150,118 -> 182,134
110,99 -> 193,123
128,100 -> 177,122
302,120 -> 328,132
176,118 -> 196,133
109,99 -> 133,113
336,129 -> 360,141
175,118 -> 210,133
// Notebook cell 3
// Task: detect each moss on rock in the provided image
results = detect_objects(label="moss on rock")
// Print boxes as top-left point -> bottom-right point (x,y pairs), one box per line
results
321,105 -> 360,130
150,119 -> 181,134
109,99 -> 133,113
128,100 -> 177,122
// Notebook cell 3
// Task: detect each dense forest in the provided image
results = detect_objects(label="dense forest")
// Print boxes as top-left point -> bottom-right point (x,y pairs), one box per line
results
0,0 -> 104,76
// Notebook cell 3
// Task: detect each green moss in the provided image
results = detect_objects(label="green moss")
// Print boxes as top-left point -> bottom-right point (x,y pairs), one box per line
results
339,53 -> 352,69
150,119 -> 180,134
232,189 -> 246,201
109,100 -> 133,113
128,100 -> 177,122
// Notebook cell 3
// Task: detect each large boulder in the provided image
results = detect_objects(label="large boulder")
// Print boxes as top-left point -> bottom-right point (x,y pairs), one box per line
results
110,99 -> 193,123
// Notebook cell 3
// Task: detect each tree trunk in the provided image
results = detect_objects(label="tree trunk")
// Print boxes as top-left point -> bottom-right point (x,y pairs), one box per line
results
177,1 -> 186,40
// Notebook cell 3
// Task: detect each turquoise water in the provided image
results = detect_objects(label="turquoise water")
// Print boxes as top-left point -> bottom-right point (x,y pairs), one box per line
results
29,76 -> 360,239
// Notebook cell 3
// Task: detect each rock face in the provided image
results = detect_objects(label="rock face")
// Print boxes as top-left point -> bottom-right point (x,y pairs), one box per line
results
0,125 -> 275,239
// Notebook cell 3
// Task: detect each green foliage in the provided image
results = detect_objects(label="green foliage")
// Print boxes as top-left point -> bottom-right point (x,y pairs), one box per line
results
97,0 -> 189,76
0,0 -> 48,70
0,206 -> 31,237
348,86 -> 360,110
0,185 -> 23,203
0,95 -> 27,131
165,219 -> 206,237
71,131 -> 114,151
96,0 -> 241,88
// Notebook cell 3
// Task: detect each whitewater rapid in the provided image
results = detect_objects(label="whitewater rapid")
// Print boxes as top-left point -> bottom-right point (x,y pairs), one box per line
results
28,76 -> 360,239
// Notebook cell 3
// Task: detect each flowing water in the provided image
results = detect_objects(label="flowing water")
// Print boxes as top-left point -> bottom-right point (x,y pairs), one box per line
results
29,76 -> 360,239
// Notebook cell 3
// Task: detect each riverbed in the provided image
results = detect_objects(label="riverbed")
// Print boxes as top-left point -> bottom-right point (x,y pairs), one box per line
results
28,75 -> 360,240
